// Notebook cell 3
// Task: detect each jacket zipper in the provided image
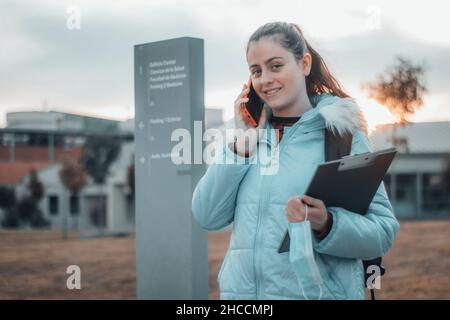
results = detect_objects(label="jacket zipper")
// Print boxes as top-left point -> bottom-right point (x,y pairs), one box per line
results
254,145 -> 279,299
253,123 -> 302,298
253,170 -> 265,299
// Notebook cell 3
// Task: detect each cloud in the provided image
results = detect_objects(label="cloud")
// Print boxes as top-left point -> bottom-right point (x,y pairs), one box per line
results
314,18 -> 450,96
0,0 -> 449,127
0,0 -> 251,118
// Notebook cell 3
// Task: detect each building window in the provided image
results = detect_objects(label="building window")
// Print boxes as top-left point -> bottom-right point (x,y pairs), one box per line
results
394,174 -> 417,218
49,196 -> 59,216
396,174 -> 416,202
86,195 -> 107,228
422,173 -> 450,214
70,195 -> 80,216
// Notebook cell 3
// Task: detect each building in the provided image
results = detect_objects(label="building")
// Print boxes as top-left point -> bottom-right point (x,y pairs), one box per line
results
14,142 -> 135,232
370,121 -> 450,219
1,108 -> 224,230
4,109 -> 447,225
0,110 -> 133,231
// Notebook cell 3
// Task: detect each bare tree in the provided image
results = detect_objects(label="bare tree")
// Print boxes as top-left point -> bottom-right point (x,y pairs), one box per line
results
27,169 -> 44,202
80,135 -> 121,232
363,56 -> 427,148
59,158 -> 87,239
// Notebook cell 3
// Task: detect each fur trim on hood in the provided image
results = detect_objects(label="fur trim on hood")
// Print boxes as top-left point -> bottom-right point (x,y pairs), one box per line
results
318,97 -> 369,136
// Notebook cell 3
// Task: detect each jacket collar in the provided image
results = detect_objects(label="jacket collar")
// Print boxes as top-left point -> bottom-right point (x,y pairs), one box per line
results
263,93 -> 368,136
259,94 -> 368,147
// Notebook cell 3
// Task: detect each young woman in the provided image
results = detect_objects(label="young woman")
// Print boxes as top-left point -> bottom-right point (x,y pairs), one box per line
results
192,22 -> 399,300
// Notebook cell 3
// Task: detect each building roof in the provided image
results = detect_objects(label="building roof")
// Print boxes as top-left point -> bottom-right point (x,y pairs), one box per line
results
370,121 -> 450,153
5,110 -> 123,133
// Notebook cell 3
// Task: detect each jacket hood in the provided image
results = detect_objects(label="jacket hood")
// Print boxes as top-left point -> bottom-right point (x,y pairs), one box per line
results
314,94 -> 369,136
264,93 -> 368,137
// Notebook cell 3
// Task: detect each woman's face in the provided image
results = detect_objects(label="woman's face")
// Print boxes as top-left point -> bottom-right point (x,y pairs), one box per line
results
246,37 -> 311,113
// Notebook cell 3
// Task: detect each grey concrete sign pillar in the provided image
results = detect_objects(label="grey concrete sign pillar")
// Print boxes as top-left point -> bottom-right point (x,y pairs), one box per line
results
134,37 -> 208,299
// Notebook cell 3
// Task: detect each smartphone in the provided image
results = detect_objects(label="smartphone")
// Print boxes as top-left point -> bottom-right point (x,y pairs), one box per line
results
241,81 -> 264,128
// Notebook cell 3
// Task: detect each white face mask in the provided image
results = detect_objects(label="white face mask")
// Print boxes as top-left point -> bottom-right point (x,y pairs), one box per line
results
288,204 -> 324,300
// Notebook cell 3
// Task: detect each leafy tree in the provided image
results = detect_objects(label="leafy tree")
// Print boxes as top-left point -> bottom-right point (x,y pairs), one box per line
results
1,173 -> 49,228
0,186 -> 18,228
29,209 -> 50,228
0,186 -> 16,209
16,196 -> 35,222
14,196 -> 49,228
1,207 -> 20,228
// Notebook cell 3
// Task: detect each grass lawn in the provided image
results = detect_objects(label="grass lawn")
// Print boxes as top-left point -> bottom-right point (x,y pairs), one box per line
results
0,220 -> 449,299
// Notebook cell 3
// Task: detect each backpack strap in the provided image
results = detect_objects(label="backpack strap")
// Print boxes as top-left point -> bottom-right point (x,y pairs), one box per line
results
324,129 -> 353,162
324,128 -> 384,300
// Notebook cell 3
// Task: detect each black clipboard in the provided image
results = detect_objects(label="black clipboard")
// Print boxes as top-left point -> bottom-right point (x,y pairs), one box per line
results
278,147 -> 397,254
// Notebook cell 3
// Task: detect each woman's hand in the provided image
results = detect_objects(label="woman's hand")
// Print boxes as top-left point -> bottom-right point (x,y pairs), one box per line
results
285,195 -> 329,232
231,81 -> 267,157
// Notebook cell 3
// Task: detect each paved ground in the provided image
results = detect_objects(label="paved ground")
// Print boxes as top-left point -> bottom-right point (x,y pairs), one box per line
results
0,220 -> 449,299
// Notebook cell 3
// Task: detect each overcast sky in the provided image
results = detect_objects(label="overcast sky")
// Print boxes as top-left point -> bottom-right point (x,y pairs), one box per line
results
1,0 -> 449,128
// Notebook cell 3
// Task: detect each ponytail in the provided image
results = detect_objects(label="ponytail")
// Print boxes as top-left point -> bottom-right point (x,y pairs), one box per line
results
303,38 -> 349,98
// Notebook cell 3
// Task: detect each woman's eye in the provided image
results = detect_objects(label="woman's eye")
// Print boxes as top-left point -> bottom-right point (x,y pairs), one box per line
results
251,70 -> 261,76
272,64 -> 282,70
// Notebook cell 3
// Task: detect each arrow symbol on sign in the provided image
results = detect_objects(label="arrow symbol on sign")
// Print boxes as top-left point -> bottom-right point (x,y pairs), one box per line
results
138,122 -> 145,129
139,156 -> 146,164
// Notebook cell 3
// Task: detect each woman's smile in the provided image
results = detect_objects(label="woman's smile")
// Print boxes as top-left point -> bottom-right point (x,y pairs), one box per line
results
263,87 -> 282,98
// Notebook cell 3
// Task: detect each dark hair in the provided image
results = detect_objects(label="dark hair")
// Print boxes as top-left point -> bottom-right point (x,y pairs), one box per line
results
246,22 -> 350,98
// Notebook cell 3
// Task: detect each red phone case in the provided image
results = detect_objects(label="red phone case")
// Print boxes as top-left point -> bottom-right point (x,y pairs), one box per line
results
242,81 -> 263,128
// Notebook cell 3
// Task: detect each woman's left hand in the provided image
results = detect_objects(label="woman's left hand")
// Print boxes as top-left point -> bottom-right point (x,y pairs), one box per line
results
285,195 -> 329,232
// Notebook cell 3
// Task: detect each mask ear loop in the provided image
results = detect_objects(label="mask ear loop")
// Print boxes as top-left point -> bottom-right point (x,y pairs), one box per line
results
300,199 -> 324,300
304,202 -> 309,221
303,202 -> 312,300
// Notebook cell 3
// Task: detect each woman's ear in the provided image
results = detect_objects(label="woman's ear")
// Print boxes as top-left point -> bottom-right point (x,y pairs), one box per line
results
301,52 -> 312,76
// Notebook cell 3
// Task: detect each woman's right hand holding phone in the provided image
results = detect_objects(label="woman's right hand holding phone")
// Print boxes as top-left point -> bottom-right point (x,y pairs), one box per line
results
232,82 -> 267,157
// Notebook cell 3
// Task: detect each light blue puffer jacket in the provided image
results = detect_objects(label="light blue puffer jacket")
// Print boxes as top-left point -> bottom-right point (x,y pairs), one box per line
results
192,93 -> 400,300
